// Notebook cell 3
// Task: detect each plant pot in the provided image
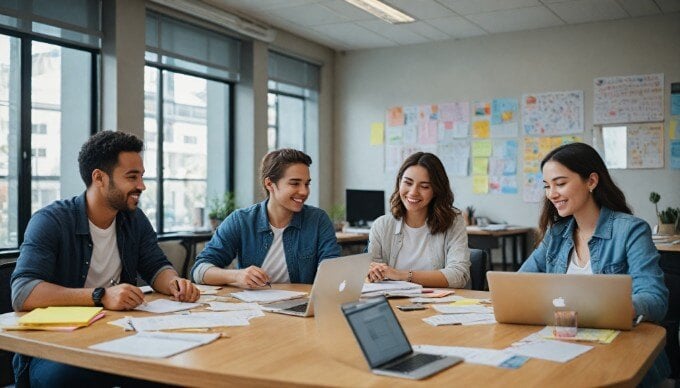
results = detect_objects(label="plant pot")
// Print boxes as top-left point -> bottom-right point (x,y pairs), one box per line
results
210,218 -> 222,231
657,223 -> 676,235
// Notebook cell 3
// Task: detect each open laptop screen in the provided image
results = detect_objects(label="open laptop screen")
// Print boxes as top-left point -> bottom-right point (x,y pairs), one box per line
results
343,297 -> 412,368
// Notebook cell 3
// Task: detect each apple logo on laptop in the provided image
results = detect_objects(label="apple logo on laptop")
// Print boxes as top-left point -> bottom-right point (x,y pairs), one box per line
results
552,297 -> 566,308
338,280 -> 347,293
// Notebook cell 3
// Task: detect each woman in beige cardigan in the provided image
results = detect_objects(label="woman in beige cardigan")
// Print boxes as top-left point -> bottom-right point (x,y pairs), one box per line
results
367,152 -> 470,288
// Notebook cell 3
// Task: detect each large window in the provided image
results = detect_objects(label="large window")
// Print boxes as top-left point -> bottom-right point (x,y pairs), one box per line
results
267,52 -> 320,152
143,13 -> 236,233
0,28 -> 98,250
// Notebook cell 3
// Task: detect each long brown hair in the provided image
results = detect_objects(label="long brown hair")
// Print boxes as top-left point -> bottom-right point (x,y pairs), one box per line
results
390,152 -> 457,234
536,142 -> 631,244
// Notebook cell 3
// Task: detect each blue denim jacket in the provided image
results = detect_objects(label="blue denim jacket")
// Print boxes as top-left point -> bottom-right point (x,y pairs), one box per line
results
520,206 -> 668,323
11,192 -> 173,384
191,199 -> 340,284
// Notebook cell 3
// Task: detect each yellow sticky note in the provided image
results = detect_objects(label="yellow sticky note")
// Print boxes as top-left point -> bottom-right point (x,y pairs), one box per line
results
472,140 -> 492,157
472,120 -> 490,138
370,122 -> 384,145
670,117 -> 679,140
19,306 -> 103,326
473,175 -> 489,194
449,299 -> 481,306
472,157 -> 489,175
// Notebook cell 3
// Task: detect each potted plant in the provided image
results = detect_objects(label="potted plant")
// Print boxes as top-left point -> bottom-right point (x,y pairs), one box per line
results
464,205 -> 476,226
208,192 -> 236,231
328,203 -> 346,232
649,192 -> 679,235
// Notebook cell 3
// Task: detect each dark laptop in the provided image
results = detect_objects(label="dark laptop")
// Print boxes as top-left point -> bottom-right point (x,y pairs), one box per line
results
341,296 -> 462,380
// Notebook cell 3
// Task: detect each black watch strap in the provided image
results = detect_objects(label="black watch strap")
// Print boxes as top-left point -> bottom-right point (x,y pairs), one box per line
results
92,287 -> 105,307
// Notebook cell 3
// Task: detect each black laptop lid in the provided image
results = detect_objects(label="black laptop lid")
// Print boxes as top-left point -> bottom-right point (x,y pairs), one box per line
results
342,296 -> 412,368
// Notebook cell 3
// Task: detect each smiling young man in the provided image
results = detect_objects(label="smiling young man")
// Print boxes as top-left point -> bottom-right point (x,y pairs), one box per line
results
191,148 -> 340,288
11,130 -> 200,386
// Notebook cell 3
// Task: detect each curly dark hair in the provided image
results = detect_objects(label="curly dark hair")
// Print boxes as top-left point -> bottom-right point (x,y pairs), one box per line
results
78,130 -> 144,187
260,148 -> 312,197
390,152 -> 457,234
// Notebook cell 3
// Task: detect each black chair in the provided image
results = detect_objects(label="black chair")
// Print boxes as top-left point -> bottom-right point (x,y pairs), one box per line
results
469,249 -> 487,291
0,260 -> 16,386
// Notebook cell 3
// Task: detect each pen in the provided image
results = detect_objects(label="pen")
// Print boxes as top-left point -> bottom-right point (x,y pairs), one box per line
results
265,282 -> 272,288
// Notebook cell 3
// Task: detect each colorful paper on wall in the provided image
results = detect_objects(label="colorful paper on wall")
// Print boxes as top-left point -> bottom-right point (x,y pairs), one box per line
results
472,157 -> 489,175
370,122 -> 384,145
439,140 -> 470,177
472,140 -> 492,157
593,73 -> 664,124
522,136 -> 581,202
670,117 -> 679,140
626,123 -> 664,168
387,107 -> 405,127
473,175 -> 489,194
522,91 -> 584,135
671,140 -> 680,170
491,98 -> 519,137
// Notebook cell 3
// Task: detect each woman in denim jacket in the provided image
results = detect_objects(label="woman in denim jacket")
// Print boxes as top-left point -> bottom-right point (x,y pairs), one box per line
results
191,149 -> 340,288
367,152 -> 470,288
519,142 -> 669,385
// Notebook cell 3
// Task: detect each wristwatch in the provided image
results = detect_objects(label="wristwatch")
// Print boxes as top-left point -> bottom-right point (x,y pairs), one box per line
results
92,287 -> 106,307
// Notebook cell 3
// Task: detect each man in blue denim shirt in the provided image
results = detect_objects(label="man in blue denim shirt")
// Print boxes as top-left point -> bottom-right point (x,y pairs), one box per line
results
192,149 -> 340,288
11,131 -> 199,387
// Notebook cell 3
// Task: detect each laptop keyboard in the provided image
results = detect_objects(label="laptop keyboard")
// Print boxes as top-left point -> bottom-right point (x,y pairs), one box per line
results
284,302 -> 308,313
384,353 -> 444,372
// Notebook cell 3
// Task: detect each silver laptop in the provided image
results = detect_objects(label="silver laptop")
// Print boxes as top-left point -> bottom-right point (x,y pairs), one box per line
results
341,296 -> 462,380
487,271 -> 634,330
261,253 -> 372,317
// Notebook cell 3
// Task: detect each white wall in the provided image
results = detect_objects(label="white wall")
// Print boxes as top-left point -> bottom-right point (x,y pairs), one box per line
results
334,13 -> 680,229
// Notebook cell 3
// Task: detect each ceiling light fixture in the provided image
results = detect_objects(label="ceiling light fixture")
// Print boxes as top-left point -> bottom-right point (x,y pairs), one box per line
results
150,0 -> 277,42
344,0 -> 415,24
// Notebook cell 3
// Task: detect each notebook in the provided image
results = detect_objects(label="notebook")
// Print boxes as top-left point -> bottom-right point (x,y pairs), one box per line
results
18,306 -> 103,327
487,271 -> 634,330
260,253 -> 372,317
341,296 -> 462,380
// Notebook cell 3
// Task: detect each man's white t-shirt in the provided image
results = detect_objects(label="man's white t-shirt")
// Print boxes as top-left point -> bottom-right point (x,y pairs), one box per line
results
85,219 -> 123,288
260,225 -> 290,283
394,223 -> 432,271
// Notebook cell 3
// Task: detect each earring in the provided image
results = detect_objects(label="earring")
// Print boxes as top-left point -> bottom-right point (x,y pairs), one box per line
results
589,188 -> 593,193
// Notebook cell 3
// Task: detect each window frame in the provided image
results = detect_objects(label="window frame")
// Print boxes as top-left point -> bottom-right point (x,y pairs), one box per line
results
267,89 -> 307,152
144,61 -> 234,234
0,25 -> 98,252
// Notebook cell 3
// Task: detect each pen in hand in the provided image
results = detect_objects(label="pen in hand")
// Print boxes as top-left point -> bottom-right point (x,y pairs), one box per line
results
265,282 -> 272,288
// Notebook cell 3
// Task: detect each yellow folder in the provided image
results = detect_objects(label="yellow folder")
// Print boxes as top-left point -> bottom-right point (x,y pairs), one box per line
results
18,306 -> 103,327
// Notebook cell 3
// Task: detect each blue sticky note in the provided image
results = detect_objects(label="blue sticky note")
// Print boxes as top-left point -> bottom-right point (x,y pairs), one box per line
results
671,140 -> 680,169
672,94 -> 680,116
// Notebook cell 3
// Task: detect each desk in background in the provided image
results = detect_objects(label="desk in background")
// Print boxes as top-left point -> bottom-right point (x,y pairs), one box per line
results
466,226 -> 533,271
0,286 -> 665,387
158,231 -> 213,278
336,232 -> 369,256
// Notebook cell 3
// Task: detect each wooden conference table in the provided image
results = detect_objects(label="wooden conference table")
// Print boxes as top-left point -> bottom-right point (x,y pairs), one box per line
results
0,286 -> 665,387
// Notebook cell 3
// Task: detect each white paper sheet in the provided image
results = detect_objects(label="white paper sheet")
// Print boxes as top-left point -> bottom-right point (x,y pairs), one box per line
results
506,333 -> 593,362
413,345 -> 522,368
207,302 -> 262,311
134,299 -> 202,314
432,305 -> 493,314
361,281 -> 422,294
89,331 -> 220,358
423,313 -> 496,326
230,290 -> 307,303
409,295 -> 465,304
128,310 -> 263,332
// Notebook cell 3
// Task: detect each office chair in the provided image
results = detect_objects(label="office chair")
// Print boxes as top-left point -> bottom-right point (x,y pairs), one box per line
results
0,260 -> 16,385
469,249 -> 488,291
660,251 -> 680,379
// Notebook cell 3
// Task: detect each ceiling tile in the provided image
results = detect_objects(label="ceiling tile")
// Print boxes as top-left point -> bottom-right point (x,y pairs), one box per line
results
616,0 -> 661,17
312,22 -> 398,49
654,0 -> 680,13
385,0 -> 458,19
547,0 -> 627,23
425,16 -> 489,38
356,20 -> 432,45
403,21 -> 452,40
466,6 -> 564,33
437,0 -> 541,15
270,3 -> 349,26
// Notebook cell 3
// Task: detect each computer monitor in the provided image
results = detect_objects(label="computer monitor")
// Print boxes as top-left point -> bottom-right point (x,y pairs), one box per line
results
346,189 -> 385,227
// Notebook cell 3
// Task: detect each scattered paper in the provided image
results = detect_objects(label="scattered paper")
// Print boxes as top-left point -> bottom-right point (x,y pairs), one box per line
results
507,332 -> 593,362
410,295 -> 464,304
423,313 -> 496,326
414,345 -> 528,369
128,310 -> 263,332
89,331 -> 220,358
361,281 -> 422,294
537,326 -> 619,344
134,299 -> 202,314
433,305 -> 493,314
207,302 -> 262,312
230,290 -> 307,303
